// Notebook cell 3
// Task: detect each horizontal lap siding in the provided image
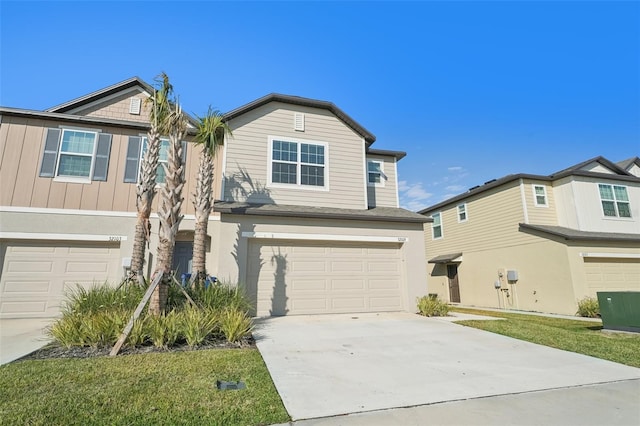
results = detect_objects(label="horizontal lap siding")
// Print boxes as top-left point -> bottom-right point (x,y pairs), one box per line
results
366,155 -> 398,207
425,182 -> 534,256
523,179 -> 558,225
74,91 -> 152,124
224,103 -> 366,209
0,116 -> 199,215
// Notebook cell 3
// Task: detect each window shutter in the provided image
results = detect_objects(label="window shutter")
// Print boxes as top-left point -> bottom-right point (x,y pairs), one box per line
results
124,136 -> 142,183
92,133 -> 112,181
294,113 -> 305,131
39,128 -> 61,177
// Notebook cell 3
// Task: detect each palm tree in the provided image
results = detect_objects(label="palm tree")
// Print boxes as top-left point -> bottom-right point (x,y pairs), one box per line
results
149,102 -> 187,315
191,108 -> 230,286
130,73 -> 174,285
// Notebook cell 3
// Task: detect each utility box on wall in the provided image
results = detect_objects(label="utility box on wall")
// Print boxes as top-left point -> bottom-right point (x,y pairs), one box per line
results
597,292 -> 640,333
507,270 -> 518,282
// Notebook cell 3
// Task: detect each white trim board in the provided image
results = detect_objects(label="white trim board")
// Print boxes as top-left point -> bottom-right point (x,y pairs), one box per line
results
580,252 -> 640,259
0,232 -> 128,242
241,232 -> 407,243
0,206 -> 213,221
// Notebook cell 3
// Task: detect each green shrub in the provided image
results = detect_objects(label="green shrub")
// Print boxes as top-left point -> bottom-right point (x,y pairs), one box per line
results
576,296 -> 600,318
417,295 -> 450,317
61,283 -> 145,315
188,282 -> 251,313
48,309 -> 128,348
219,308 -> 253,343
48,314 -> 86,348
180,306 -> 218,347
126,317 -> 148,347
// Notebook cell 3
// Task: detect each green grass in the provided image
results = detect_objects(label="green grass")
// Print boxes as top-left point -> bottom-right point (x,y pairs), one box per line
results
452,307 -> 640,368
0,349 -> 289,426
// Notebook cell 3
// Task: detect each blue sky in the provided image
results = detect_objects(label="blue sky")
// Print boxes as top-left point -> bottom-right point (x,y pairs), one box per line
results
1,1 -> 638,211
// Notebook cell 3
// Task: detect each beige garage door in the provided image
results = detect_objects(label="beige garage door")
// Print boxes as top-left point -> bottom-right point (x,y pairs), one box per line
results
247,240 -> 404,316
0,241 -> 121,318
584,258 -> 640,294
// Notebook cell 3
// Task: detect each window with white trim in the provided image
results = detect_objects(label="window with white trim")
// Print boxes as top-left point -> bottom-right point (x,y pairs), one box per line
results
367,160 -> 385,186
598,184 -> 631,218
56,130 -> 98,177
533,185 -> 548,207
140,137 -> 170,184
457,203 -> 467,222
270,138 -> 326,188
432,212 -> 443,239
39,127 -> 112,182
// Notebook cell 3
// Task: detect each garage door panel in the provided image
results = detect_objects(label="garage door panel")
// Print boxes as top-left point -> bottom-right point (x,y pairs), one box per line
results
584,258 -> 640,293
249,240 -> 404,316
1,241 -> 120,318
331,279 -> 365,290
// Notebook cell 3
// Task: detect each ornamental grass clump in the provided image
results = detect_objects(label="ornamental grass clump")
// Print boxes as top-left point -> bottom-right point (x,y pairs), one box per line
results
417,295 -> 450,317
576,296 -> 600,318
219,308 -> 253,343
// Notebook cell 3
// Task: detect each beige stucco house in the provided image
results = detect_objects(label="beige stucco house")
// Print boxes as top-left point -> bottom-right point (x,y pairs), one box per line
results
0,77 -> 429,318
419,156 -> 640,316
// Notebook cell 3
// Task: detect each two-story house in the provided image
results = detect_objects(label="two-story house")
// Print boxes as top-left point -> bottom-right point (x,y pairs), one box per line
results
419,156 -> 640,316
0,77 -> 429,318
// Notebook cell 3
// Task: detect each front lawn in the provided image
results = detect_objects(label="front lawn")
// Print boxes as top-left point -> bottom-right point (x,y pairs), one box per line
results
0,349 -> 289,425
452,307 -> 640,368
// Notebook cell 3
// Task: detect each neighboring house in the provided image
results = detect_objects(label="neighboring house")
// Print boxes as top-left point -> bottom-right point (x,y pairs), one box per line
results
0,77 -> 429,318
419,156 -> 640,316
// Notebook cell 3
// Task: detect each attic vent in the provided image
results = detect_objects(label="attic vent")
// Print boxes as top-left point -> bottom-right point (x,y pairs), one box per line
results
129,98 -> 142,115
294,112 -> 305,131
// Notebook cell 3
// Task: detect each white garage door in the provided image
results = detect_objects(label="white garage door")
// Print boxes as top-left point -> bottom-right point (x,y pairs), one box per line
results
247,240 -> 404,316
0,241 -> 121,318
584,258 -> 640,294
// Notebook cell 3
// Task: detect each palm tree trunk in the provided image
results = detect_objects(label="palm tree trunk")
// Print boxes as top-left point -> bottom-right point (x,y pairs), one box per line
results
150,108 -> 186,315
192,149 -> 213,284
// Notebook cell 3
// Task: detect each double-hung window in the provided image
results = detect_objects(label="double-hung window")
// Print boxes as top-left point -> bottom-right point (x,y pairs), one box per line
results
598,184 -> 631,218
141,137 -> 171,184
367,160 -> 385,186
270,138 -> 326,188
533,185 -> 548,207
39,127 -> 112,181
457,204 -> 467,222
432,212 -> 443,239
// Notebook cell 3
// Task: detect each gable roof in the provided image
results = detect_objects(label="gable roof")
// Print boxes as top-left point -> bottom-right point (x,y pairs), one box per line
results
617,156 -> 640,171
419,156 -> 640,214
519,223 -> 640,243
223,93 -> 376,146
46,76 -> 154,113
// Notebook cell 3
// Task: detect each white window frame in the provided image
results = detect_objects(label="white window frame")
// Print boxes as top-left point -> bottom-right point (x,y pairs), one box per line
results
267,136 -> 329,191
532,184 -> 548,207
457,203 -> 468,222
367,160 -> 385,187
53,128 -> 98,183
432,212 -> 443,239
140,136 -> 170,184
598,183 -> 632,218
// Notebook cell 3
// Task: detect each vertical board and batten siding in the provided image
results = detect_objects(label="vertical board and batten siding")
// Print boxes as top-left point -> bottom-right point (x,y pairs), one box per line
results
0,115 -> 200,215
425,181 -> 534,256
523,179 -> 558,226
224,102 -> 367,209
366,155 -> 398,208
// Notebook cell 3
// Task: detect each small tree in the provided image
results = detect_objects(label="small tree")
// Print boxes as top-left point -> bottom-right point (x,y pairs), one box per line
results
130,73 -> 174,285
192,108 -> 230,285
149,102 -> 187,315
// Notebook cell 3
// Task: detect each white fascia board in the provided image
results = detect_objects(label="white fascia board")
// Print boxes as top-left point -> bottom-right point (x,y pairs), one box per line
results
242,232 -> 407,243
580,252 -> 640,259
0,232 -> 128,242
0,206 -> 204,220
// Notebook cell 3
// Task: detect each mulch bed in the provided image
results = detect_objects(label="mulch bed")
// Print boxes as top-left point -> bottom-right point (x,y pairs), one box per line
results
19,337 -> 256,362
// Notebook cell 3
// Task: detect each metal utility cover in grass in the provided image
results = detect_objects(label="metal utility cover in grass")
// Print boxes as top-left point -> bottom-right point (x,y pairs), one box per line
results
216,380 -> 246,390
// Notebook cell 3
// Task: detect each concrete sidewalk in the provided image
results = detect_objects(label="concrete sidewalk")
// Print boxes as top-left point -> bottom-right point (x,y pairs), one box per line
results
0,317 -> 54,365
255,312 -> 640,422
274,379 -> 640,426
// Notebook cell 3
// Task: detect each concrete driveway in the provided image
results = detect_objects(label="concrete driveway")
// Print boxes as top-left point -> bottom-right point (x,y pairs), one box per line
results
254,312 -> 640,422
0,318 -> 54,365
